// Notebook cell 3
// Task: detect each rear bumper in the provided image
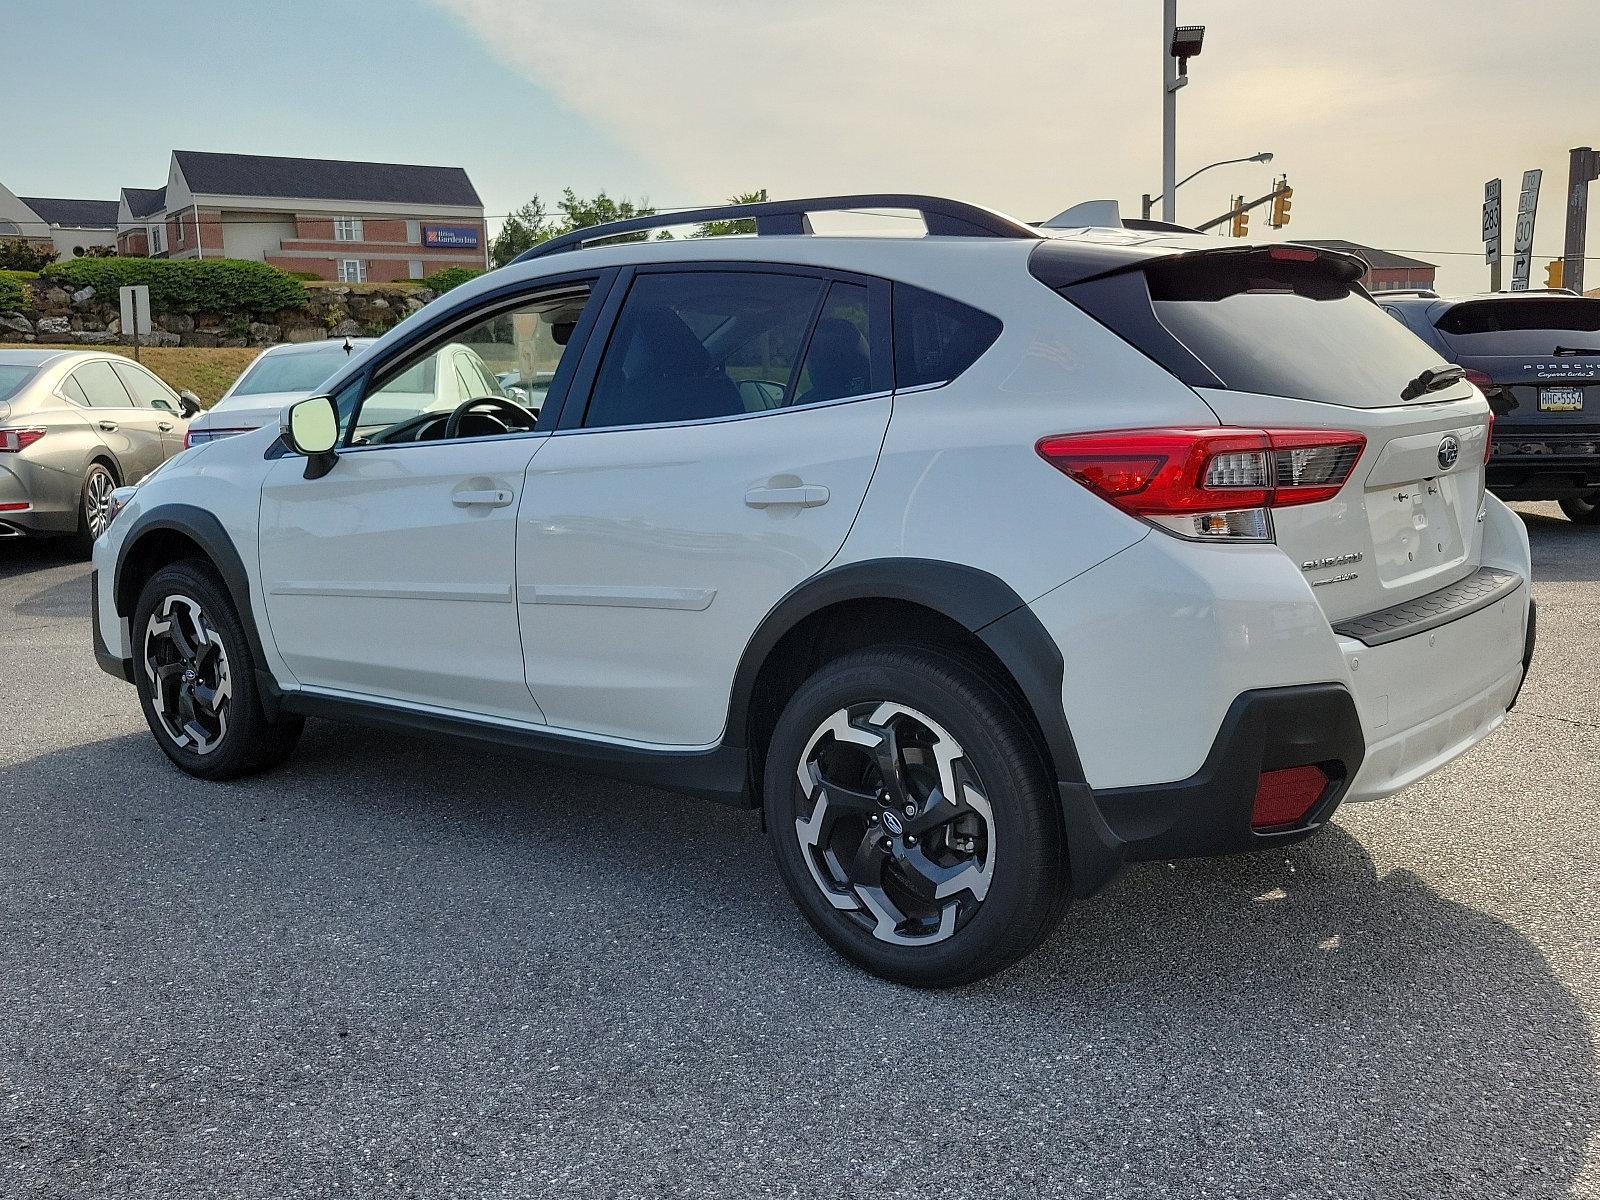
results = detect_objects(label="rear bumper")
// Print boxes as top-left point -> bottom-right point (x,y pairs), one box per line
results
1487,426 -> 1600,497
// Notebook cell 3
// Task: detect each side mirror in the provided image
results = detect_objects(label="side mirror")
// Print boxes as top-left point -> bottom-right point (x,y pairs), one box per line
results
281,395 -> 340,480
177,389 -> 202,418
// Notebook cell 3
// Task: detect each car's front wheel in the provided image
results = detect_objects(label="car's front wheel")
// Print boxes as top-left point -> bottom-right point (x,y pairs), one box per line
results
132,560 -> 303,780
764,646 -> 1068,987
1559,491 -> 1600,525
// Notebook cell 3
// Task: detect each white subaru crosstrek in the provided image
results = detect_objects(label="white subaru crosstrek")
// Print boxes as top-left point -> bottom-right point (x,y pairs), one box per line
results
91,195 -> 1534,986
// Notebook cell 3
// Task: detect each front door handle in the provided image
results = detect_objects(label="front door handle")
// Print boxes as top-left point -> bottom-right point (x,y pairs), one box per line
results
97,420 -> 118,432
452,488 -> 515,508
745,484 -> 830,509
157,421 -> 174,433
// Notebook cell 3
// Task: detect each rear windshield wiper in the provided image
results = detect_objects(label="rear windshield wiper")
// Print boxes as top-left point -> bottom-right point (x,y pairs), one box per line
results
1400,363 -> 1465,401
1554,345 -> 1600,357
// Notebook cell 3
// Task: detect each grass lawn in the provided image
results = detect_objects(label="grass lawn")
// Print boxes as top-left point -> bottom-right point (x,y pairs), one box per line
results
0,342 -> 258,407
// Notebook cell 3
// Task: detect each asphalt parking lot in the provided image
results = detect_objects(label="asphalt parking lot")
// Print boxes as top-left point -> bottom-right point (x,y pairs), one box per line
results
2,506 -> 1597,1199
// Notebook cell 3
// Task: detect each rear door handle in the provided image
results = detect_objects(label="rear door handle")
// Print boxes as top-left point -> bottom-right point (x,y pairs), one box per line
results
157,421 -> 174,432
452,488 -> 515,508
745,484 -> 830,509
97,420 -> 118,432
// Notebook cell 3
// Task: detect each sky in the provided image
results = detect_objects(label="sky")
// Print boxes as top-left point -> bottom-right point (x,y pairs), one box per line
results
5,0 -> 1597,293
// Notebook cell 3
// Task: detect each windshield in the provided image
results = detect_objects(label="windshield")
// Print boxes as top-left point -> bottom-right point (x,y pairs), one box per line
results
220,345 -> 356,404
0,365 -> 38,402
1146,254 -> 1447,405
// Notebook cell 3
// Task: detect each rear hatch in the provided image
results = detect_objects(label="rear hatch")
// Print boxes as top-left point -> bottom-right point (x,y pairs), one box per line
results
1055,244 -> 1491,623
1429,294 -> 1600,425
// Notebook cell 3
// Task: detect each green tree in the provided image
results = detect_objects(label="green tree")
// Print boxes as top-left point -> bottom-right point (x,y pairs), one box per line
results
488,196 -> 549,267
692,190 -> 769,238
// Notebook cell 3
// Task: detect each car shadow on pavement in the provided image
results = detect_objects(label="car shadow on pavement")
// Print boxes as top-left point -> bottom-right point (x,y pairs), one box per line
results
3,723 -> 1597,1197
1520,509 -> 1600,583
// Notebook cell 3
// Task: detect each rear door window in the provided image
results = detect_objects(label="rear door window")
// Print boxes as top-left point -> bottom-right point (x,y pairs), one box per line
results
892,284 -> 1002,389
69,360 -> 136,408
583,270 -> 827,428
1142,254 -> 1445,404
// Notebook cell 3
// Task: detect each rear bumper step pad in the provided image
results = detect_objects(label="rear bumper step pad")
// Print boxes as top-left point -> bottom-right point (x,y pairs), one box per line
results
1332,566 -> 1524,648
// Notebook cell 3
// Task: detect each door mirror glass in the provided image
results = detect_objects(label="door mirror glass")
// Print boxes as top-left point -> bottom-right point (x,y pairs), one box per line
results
283,395 -> 339,455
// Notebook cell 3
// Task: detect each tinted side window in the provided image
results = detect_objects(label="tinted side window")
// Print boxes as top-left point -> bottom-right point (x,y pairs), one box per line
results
793,281 -> 885,405
584,271 -> 825,429
893,284 -> 1002,388
112,362 -> 179,411
71,360 -> 136,408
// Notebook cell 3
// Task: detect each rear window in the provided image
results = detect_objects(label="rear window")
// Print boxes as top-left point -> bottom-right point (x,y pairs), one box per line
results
225,344 -> 357,400
1433,297 -> 1600,357
0,365 -> 37,402
1143,254 -> 1445,404
893,284 -> 1001,388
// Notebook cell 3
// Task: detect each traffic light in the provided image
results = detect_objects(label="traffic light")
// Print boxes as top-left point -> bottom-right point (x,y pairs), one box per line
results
1270,183 -> 1293,228
1545,259 -> 1564,289
1230,197 -> 1249,238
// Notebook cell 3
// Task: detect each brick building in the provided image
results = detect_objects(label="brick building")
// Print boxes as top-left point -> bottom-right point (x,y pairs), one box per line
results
115,150 -> 486,282
1294,239 -> 1437,292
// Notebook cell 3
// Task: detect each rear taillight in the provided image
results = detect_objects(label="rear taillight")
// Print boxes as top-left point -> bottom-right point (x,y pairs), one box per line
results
0,428 -> 46,453
1464,369 -> 1493,391
1036,427 -> 1365,542
1485,411 -> 1494,463
184,428 -> 251,449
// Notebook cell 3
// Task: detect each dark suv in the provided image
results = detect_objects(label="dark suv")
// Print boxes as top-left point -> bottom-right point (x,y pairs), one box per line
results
1379,291 -> 1600,523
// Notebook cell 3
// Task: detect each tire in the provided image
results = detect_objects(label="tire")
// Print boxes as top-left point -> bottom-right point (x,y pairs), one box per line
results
1558,492 -> 1600,525
764,645 -> 1069,987
73,461 -> 118,557
131,559 -> 303,780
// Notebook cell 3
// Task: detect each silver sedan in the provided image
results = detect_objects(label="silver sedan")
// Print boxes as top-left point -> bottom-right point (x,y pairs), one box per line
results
0,349 -> 198,553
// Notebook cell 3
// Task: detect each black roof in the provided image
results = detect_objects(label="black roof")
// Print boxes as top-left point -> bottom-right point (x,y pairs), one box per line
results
121,186 -> 167,219
19,197 -> 119,228
1294,239 -> 1435,271
173,150 -> 481,207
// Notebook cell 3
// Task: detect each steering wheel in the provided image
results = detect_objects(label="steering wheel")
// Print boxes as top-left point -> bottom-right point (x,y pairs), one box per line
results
443,395 -> 539,440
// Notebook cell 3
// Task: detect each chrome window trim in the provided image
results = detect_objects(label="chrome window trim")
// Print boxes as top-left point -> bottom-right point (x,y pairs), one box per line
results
552,388 -> 894,438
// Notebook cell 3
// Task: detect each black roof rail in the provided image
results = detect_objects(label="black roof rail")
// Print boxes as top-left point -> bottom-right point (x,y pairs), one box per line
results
510,194 -> 1042,264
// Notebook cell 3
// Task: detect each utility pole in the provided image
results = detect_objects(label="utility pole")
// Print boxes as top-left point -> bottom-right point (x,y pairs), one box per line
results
1161,0 -> 1178,223
1564,146 -> 1598,295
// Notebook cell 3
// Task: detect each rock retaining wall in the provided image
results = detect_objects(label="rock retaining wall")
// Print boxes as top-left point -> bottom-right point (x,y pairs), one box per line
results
0,280 -> 432,347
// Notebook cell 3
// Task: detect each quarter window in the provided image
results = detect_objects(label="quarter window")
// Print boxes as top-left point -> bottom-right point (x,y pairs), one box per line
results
584,271 -> 830,429
334,217 -> 363,242
892,284 -> 1003,389
338,258 -> 367,283
69,360 -> 135,407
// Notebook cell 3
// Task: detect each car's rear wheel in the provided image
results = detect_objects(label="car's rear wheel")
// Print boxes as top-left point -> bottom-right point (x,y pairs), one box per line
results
1558,491 -> 1600,525
764,646 -> 1068,987
73,461 -> 118,555
132,560 -> 303,780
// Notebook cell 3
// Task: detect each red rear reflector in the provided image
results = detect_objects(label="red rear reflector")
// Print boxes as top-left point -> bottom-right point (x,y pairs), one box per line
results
1252,765 -> 1330,829
0,428 -> 46,453
1268,246 -> 1317,262
1484,410 -> 1494,463
1036,428 -> 1365,515
0,501 -> 29,512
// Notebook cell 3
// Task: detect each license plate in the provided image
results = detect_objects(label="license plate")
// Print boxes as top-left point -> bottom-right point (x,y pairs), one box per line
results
1540,386 -> 1584,412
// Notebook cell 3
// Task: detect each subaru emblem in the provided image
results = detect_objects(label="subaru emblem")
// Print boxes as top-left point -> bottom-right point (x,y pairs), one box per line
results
1437,436 -> 1460,471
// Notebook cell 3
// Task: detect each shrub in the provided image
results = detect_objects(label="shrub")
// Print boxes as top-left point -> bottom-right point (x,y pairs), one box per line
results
1,269 -> 40,281
0,239 -> 57,272
421,266 -> 482,294
40,257 -> 308,318
0,274 -> 27,314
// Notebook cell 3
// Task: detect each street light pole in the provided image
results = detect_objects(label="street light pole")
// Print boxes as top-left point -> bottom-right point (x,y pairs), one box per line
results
1161,0 -> 1178,223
